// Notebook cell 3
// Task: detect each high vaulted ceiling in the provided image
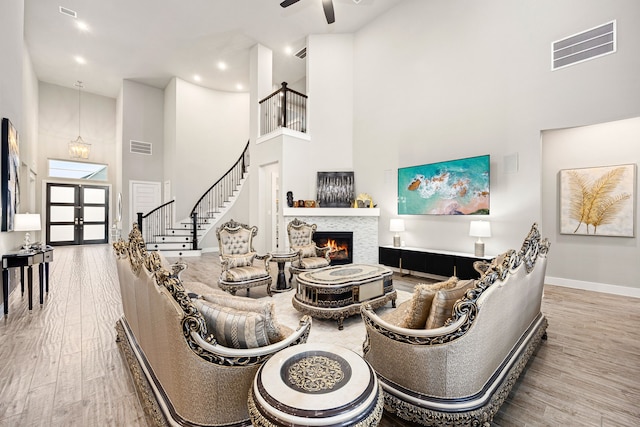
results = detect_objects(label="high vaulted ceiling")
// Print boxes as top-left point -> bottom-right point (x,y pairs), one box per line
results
24,0 -> 402,98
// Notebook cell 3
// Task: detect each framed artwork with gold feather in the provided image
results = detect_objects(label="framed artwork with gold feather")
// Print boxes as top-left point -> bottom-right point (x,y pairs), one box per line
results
559,163 -> 636,237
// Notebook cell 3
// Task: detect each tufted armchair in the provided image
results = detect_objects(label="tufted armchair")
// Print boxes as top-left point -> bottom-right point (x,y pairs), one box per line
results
287,218 -> 331,283
216,219 -> 273,296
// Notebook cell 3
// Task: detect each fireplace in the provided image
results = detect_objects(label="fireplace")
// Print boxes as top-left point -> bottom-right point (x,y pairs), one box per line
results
313,231 -> 353,265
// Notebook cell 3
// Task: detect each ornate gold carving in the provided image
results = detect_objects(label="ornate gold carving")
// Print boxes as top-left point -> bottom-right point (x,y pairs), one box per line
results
288,355 -> 344,392
294,291 -> 397,330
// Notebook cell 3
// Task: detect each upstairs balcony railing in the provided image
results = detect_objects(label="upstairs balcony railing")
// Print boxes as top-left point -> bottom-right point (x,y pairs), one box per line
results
259,82 -> 307,135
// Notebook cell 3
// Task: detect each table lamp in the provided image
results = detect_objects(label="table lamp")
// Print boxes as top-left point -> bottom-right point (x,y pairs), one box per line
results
14,213 -> 42,250
390,219 -> 405,247
469,220 -> 491,257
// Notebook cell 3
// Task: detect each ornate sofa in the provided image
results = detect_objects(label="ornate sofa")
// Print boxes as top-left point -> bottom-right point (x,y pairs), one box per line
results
286,218 -> 331,283
113,224 -> 312,427
361,223 -> 550,426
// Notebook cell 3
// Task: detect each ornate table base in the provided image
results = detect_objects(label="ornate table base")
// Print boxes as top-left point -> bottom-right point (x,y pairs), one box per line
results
293,264 -> 396,329
249,343 -> 384,426
270,251 -> 298,293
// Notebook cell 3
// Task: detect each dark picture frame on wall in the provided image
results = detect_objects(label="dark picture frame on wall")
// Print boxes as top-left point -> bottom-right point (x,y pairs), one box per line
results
316,171 -> 355,207
1,118 -> 20,231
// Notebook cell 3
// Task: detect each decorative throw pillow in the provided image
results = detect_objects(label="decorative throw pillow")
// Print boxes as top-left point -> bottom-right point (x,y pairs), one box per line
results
193,299 -> 270,349
399,277 -> 459,329
224,265 -> 269,282
225,252 -> 256,269
299,257 -> 330,269
202,294 -> 285,343
424,279 -> 476,329
297,244 -> 317,258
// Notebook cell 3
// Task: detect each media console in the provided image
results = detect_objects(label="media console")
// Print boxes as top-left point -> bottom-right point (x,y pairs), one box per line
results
378,245 -> 493,280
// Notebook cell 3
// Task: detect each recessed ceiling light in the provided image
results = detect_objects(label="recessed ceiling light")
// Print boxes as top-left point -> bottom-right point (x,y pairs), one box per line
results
74,56 -> 86,65
193,75 -> 202,82
76,21 -> 89,32
236,83 -> 243,90
217,61 -> 227,71
285,46 -> 293,55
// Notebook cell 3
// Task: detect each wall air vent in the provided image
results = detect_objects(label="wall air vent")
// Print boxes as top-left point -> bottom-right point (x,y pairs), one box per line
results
552,20 -> 616,70
295,47 -> 307,60
59,6 -> 77,18
130,140 -> 152,155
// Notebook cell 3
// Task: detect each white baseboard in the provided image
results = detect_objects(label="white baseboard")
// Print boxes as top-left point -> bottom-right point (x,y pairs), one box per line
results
545,276 -> 640,298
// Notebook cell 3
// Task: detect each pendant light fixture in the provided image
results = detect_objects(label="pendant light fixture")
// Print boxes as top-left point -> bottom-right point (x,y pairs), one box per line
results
68,80 -> 91,159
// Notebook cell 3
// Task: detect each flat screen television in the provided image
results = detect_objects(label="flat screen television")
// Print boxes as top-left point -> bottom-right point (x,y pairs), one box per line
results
398,154 -> 490,215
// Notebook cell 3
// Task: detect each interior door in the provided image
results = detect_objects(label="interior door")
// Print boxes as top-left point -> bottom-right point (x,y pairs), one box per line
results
46,183 -> 109,246
130,180 -> 162,227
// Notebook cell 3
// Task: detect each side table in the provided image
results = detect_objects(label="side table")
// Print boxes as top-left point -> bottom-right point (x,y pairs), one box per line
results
2,246 -> 54,315
269,251 -> 298,292
249,342 -> 384,426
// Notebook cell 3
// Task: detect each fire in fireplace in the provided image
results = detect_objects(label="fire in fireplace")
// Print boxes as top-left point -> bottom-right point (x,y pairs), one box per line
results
313,231 -> 353,265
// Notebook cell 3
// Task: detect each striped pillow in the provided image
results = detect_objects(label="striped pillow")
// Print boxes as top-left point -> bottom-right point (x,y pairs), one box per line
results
297,244 -> 317,258
424,279 -> 476,329
202,294 -> 285,343
225,252 -> 256,269
193,299 -> 270,348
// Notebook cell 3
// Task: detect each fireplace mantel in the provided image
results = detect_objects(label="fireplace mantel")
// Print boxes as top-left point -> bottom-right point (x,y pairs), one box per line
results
283,209 -> 379,264
282,207 -> 380,217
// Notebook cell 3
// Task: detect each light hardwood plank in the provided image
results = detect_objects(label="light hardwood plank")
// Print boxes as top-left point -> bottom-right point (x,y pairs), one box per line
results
0,245 -> 638,426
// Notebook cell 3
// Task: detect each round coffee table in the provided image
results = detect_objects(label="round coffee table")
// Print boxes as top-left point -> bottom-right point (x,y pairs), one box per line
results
248,342 -> 384,426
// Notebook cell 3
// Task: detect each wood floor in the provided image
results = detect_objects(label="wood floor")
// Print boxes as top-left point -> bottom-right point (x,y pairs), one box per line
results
0,244 -> 638,426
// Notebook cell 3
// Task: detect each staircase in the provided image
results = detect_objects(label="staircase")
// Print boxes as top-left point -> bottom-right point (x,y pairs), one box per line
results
139,141 -> 249,257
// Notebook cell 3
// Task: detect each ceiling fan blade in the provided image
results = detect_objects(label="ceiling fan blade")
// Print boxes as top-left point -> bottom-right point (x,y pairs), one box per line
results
280,0 -> 301,7
322,0 -> 335,24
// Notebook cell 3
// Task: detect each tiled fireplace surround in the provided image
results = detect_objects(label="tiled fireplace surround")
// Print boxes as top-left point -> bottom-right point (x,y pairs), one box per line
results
283,208 -> 380,265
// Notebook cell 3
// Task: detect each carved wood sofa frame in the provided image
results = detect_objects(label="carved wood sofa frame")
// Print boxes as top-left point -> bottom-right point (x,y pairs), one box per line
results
113,224 -> 312,427
361,223 -> 550,426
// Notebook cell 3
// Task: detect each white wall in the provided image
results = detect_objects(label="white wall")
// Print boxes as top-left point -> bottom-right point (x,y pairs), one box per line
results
297,34 -> 354,199
173,79 -> 250,221
1,0 -> 42,307
542,118 -> 640,292
164,78 -> 177,208
121,80 -> 165,232
38,82 -> 118,216
351,0 -> 640,291
22,42 -> 40,215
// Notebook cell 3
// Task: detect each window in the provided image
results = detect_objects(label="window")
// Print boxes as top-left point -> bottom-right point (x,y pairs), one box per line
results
48,159 -> 108,181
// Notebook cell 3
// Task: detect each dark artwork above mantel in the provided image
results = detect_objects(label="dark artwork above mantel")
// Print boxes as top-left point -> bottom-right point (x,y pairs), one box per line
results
316,172 -> 354,208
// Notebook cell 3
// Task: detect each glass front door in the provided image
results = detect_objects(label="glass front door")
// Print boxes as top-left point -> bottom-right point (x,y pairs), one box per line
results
46,183 -> 109,245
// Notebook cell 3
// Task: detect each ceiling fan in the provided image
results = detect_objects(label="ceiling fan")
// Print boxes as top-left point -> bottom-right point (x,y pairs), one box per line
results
280,0 -> 336,24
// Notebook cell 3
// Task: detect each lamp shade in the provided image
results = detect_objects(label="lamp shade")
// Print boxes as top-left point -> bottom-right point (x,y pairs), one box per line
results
14,213 -> 42,232
469,220 -> 491,238
389,219 -> 405,232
